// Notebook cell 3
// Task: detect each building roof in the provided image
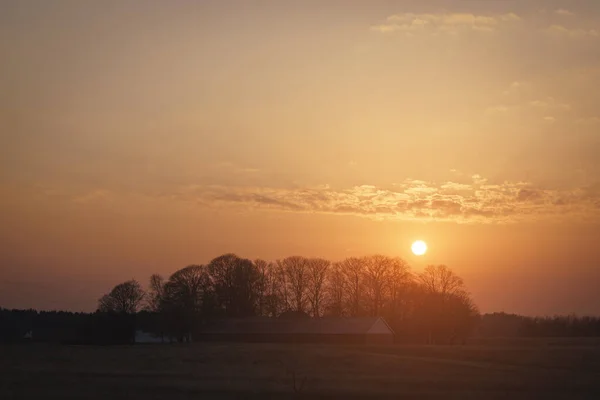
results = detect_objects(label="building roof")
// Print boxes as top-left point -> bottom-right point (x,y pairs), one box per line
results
201,316 -> 394,335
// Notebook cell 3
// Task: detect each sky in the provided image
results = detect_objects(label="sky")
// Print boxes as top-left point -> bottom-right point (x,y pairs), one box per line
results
1,0 -> 600,315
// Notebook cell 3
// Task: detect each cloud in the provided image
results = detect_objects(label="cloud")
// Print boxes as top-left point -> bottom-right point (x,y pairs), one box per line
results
371,12 -> 521,36
167,176 -> 600,224
502,81 -> 531,96
213,162 -> 260,174
487,84 -> 572,121
554,9 -> 575,17
529,98 -> 571,111
72,190 -> 112,204
576,117 -> 600,125
545,25 -> 599,38
484,105 -> 510,116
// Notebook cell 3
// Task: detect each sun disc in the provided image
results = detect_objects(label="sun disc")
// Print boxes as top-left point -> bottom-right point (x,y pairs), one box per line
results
411,240 -> 427,256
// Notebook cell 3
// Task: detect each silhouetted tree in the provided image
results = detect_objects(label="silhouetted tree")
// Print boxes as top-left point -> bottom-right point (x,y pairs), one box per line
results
161,265 -> 213,342
382,257 -> 412,332
363,255 -> 393,317
412,266 -> 478,343
95,280 -> 145,344
142,274 -> 168,341
340,257 -> 365,316
306,258 -> 330,317
254,258 -> 270,316
98,280 -> 145,314
445,292 -> 479,343
255,259 -> 283,317
325,263 -> 345,316
278,256 -> 310,313
146,274 -> 165,312
419,264 -> 466,297
208,253 -> 260,317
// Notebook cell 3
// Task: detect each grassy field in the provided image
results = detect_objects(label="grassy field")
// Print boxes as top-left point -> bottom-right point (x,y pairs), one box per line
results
1,342 -> 600,399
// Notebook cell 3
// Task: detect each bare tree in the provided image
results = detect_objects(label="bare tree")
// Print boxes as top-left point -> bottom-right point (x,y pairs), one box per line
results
165,265 -> 211,307
451,292 -> 480,343
145,274 -> 165,312
418,264 -> 466,297
144,274 -> 168,341
208,253 -> 260,317
278,256 -> 310,313
98,280 -> 145,314
325,262 -> 345,316
340,257 -> 365,316
413,265 -> 478,343
207,253 -> 237,314
254,259 -> 270,316
255,259 -> 284,317
274,261 -> 290,312
162,264 -> 212,341
362,255 -> 394,316
386,257 -> 412,322
306,258 -> 330,317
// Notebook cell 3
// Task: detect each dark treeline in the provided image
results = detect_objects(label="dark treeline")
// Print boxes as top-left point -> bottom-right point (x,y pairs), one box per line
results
4,308 -> 600,345
110,253 -> 480,344
0,309 -> 136,345
1,253 -> 478,344
477,313 -> 600,337
2,253 -> 598,345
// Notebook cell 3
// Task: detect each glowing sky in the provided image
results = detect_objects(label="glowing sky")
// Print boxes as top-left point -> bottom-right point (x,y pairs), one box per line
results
1,1 -> 600,314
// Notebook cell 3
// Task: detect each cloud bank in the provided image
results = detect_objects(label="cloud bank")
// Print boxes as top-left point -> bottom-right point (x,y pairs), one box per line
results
371,12 -> 521,35
162,175 -> 600,224
372,10 -> 600,40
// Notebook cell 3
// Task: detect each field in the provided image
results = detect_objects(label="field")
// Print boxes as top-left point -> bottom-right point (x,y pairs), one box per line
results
2,341 -> 600,399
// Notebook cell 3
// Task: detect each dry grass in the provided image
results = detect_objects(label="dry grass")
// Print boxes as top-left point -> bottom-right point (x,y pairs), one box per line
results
1,341 -> 599,399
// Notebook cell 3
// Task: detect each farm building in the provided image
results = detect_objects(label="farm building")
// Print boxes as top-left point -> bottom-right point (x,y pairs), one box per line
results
197,316 -> 394,345
134,330 -> 164,344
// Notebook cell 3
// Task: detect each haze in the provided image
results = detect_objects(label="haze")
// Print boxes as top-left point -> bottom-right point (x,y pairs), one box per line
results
1,0 -> 599,315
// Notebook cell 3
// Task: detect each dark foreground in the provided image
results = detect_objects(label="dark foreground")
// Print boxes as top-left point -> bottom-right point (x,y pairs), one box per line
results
1,342 -> 600,399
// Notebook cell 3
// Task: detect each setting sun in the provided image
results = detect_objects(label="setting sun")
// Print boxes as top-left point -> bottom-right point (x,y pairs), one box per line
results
2,2 -> 600,397
411,240 -> 427,256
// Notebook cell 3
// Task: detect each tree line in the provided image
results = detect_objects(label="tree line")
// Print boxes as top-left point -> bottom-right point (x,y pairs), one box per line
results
477,313 -> 600,338
98,253 -> 479,344
4,308 -> 600,345
5,253 -> 598,345
0,309 -> 137,344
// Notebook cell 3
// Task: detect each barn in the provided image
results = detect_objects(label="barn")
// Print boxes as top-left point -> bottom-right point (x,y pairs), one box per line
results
197,316 -> 394,345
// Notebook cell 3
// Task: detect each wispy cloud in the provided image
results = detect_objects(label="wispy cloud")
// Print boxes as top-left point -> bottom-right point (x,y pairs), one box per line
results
484,105 -> 510,116
529,98 -> 571,111
502,81 -> 532,96
554,9 -> 575,17
545,25 -> 599,38
213,162 -> 260,174
576,117 -> 600,125
72,190 -> 113,204
371,12 -> 521,36
487,84 -> 572,122
164,176 -> 600,224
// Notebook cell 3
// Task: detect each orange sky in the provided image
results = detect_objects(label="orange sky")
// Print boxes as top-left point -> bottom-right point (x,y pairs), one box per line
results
1,1 -> 600,314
